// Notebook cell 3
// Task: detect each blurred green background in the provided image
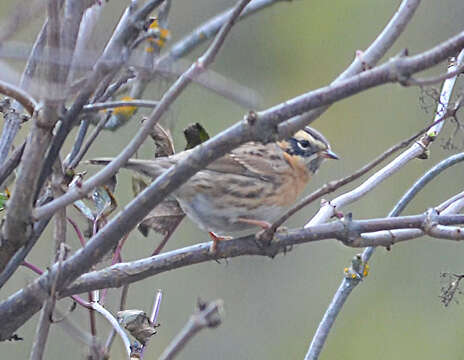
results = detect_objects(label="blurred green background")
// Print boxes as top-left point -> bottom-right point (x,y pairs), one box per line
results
2,0 -> 464,359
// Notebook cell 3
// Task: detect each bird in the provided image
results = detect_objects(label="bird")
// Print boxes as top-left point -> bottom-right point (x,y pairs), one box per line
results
90,126 -> 338,250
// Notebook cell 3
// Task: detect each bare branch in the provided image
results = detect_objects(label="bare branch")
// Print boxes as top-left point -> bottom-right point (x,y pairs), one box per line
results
34,8 -> 464,222
361,152 -> 464,246
306,138 -> 429,227
265,120 -> 439,235
0,140 -> 25,188
158,300 -> 223,360
67,111 -> 111,169
61,213 -> 464,296
0,79 -> 37,114
0,0 -> 253,341
81,99 -> 159,112
35,0 -> 166,197
305,52 -> 463,359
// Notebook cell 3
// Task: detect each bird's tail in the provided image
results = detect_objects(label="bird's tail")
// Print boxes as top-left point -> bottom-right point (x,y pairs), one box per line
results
89,158 -> 171,179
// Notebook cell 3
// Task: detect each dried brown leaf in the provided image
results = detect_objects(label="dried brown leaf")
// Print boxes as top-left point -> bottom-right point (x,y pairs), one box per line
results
137,199 -> 184,237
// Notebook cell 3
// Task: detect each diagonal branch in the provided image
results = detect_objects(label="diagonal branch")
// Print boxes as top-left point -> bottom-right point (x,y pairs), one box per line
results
304,52 -> 464,360
0,0 -> 252,341
158,300 -> 223,360
33,11 -> 464,222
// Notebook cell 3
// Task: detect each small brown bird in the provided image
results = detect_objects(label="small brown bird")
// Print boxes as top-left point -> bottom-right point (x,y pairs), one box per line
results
91,127 -> 338,248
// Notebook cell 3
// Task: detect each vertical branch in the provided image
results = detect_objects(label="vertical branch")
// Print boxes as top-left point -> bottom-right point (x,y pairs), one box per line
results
29,244 -> 66,360
0,0 -> 62,272
304,43 -> 464,360
0,19 -> 47,166
52,158 -> 67,261
428,50 -> 464,136
29,297 -> 56,360
35,0 -> 165,196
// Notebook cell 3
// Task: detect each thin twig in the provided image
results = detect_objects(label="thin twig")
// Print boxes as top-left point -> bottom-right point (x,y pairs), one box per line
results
29,237 -> 65,360
103,284 -> 129,354
67,111 -> 112,169
0,79 -> 37,114
158,300 -> 223,360
82,99 -> 159,112
305,45 -> 463,360
38,1 -> 464,222
361,152 -> 464,246
266,120 -> 441,235
0,140 -> 25,188
35,0 -> 166,200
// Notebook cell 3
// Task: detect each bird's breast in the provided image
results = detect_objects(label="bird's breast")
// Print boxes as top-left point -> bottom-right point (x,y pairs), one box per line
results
263,152 -> 311,207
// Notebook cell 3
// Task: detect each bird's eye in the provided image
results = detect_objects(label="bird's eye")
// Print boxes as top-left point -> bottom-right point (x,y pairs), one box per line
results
297,140 -> 311,150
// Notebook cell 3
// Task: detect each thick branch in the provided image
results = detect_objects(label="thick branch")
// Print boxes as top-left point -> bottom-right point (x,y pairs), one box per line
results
305,52 -> 464,359
0,0 -> 252,341
33,21 -> 464,222
60,213 -> 464,296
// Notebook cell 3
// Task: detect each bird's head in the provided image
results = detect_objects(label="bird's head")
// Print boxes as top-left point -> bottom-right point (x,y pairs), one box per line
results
278,126 -> 339,174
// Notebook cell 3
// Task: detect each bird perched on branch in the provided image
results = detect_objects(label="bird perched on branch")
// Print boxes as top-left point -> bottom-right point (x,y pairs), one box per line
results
90,126 -> 338,251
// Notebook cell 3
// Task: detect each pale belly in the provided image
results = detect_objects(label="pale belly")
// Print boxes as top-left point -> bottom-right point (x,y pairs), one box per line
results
176,194 -> 285,235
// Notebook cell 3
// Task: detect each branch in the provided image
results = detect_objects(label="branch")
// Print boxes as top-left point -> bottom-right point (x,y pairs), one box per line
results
158,300 -> 223,360
0,19 -> 47,167
305,52 -> 464,359
359,194 -> 464,247
0,140 -> 25,188
60,213 -> 464,296
35,0 -> 166,198
306,138 -> 429,227
81,99 -> 159,112
360,152 -> 464,246
265,120 -> 439,235
0,79 -> 37,115
34,6 -> 464,222
0,0 -> 252,341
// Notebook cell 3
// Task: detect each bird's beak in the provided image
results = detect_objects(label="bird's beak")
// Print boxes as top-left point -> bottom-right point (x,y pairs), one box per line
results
321,149 -> 339,160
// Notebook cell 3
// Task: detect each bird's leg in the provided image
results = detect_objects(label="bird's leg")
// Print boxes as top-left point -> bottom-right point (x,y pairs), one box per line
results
208,232 -> 232,253
236,218 -> 271,230
236,218 -> 278,249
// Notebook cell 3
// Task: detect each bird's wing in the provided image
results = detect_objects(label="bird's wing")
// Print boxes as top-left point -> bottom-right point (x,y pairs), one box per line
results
90,143 -> 290,181
203,142 -> 289,180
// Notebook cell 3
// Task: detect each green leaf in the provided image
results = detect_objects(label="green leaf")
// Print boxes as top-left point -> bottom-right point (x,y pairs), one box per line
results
183,123 -> 210,150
